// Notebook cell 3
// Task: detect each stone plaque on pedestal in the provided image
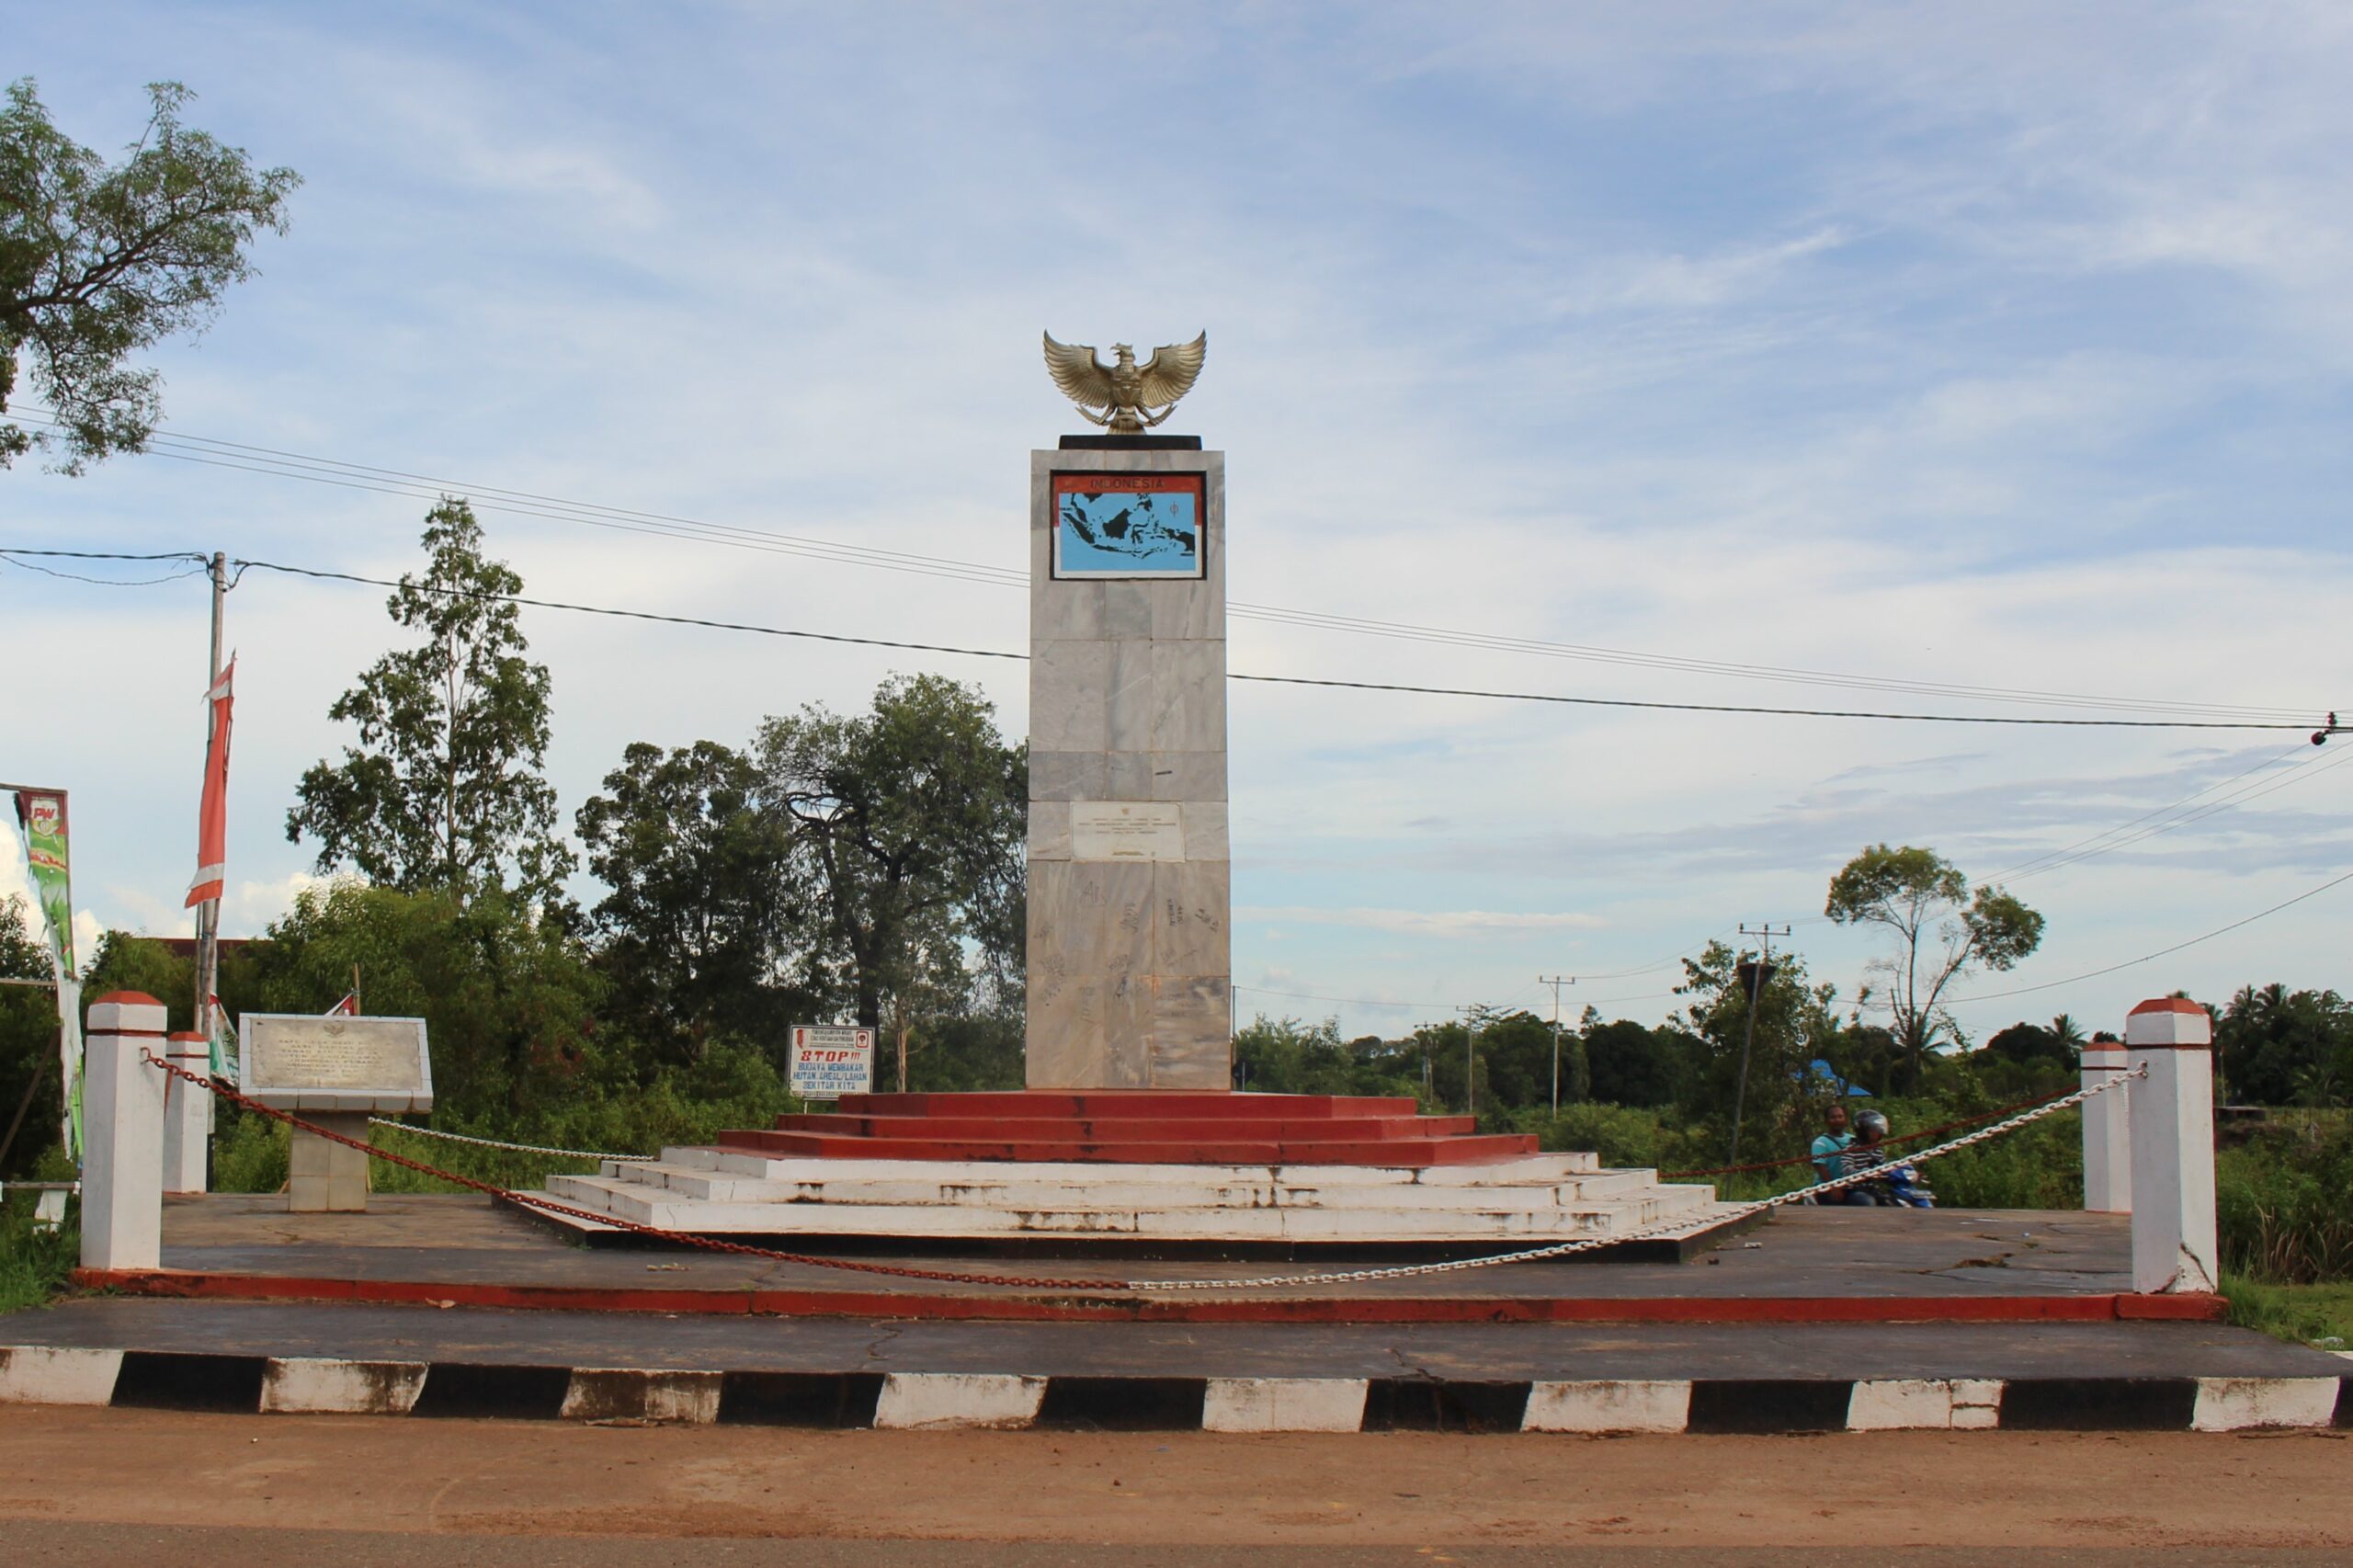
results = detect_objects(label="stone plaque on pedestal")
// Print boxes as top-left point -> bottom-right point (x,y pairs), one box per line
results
1025,445 -> 1232,1089
240,1014 -> 432,1212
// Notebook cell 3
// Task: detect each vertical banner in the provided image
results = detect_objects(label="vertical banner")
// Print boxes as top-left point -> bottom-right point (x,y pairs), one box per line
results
11,790 -> 82,1159
185,658 -> 235,908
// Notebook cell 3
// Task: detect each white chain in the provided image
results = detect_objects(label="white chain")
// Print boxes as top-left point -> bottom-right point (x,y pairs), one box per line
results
1124,1064 -> 2147,1293
366,1118 -> 654,1162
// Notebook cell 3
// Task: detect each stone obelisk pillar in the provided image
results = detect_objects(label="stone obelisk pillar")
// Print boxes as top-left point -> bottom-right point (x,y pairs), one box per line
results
1024,437 -> 1231,1089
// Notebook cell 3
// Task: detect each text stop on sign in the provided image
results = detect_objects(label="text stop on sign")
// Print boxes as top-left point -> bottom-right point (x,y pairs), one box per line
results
790,1025 -> 876,1099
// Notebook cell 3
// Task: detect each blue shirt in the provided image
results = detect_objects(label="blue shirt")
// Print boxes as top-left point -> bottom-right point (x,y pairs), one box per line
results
1811,1131 -> 1852,1181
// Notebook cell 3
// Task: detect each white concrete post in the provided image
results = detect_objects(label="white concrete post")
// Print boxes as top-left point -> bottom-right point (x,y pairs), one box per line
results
160,1028 -> 210,1195
2080,1034 -> 2131,1213
81,991 -> 169,1271
2125,997 -> 2218,1295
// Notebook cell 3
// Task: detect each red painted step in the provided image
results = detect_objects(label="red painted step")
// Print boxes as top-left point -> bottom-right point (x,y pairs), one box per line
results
769,1114 -> 1481,1142
715,1129 -> 1540,1166
705,1089 -> 1529,1168
828,1092 -> 1422,1119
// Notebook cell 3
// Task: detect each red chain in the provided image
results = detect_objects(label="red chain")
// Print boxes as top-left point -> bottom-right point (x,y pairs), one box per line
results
1659,1085 -> 2076,1178
142,1052 -> 1136,1295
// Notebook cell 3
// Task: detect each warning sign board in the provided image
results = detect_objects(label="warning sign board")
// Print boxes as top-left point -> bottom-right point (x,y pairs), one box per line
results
789,1024 -> 876,1099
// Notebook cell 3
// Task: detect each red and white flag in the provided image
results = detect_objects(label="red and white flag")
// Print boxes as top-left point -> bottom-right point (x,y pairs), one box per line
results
324,993 -> 359,1017
185,658 -> 235,909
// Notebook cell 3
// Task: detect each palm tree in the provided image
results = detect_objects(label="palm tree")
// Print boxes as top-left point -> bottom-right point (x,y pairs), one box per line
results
2048,1013 -> 2086,1056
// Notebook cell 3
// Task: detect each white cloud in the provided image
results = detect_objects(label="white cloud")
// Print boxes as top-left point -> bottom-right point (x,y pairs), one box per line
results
1237,907 -> 1608,937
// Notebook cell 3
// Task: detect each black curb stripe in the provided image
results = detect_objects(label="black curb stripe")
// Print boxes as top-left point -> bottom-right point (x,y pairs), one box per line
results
2335,1376 -> 2352,1430
1998,1377 -> 2198,1431
1361,1379 -> 1533,1433
1035,1376 -> 1209,1430
110,1352 -> 267,1413
1686,1379 -> 1855,1435
718,1371 -> 885,1427
408,1363 -> 572,1420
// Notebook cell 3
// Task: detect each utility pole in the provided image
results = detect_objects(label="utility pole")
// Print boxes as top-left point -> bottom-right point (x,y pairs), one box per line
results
1457,1005 -> 1485,1119
1726,922 -> 1790,1165
192,551 -> 228,1042
1540,974 -> 1576,1117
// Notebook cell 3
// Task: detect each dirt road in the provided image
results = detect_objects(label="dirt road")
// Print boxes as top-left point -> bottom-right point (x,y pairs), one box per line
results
1,1407 -> 2346,1560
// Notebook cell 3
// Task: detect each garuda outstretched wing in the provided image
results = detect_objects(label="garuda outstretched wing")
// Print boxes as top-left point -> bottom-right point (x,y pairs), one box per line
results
1136,332 -> 1208,408
1042,333 -> 1114,408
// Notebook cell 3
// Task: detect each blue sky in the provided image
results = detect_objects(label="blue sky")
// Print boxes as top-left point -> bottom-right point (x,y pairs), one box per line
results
5,2 -> 2350,1043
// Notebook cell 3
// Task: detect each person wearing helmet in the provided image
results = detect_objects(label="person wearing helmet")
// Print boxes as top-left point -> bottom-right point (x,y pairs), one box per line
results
1845,1109 -> 1935,1207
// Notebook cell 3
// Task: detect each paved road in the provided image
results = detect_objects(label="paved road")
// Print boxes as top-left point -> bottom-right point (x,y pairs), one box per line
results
1,1407 -> 2345,1559
7,1527 -> 2349,1567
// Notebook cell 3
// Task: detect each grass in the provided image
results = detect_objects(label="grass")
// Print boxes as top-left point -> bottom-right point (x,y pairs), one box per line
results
2222,1272 -> 2353,1351
0,1191 -> 77,1314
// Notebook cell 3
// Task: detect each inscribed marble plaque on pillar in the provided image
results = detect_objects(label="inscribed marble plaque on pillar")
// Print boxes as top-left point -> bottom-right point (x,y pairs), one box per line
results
1070,802 -> 1186,861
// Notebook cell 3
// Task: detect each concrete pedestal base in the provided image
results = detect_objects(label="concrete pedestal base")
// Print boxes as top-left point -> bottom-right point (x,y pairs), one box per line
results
289,1113 -> 372,1212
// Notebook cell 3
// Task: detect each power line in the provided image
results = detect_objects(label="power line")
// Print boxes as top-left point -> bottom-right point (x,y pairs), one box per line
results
1222,671 -> 2312,729
1949,866 -> 2353,1007
13,406 -> 2321,722
6,547 -> 2313,730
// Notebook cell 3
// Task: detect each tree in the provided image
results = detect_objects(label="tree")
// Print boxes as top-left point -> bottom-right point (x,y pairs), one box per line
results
575,740 -> 805,1063
1,79 -> 297,472
0,895 -> 62,1177
289,500 -> 574,903
1582,1013 -> 1681,1108
2214,983 -> 2353,1107
1824,844 -> 2043,1093
1676,939 -> 1846,1145
756,674 -> 1025,1030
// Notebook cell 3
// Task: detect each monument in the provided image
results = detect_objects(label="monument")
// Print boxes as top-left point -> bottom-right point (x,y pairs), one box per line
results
521,337 -> 1732,1251
241,1013 -> 432,1212
1027,332 -> 1228,1088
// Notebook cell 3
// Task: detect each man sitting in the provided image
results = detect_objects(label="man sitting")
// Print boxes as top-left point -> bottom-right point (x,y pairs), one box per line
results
1841,1110 -> 1935,1208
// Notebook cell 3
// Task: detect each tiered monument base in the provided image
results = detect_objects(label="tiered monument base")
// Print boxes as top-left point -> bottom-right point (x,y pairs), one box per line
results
536,1093 -> 1735,1250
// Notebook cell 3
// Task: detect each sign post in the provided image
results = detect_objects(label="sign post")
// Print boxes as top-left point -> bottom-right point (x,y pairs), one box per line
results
789,1025 -> 876,1101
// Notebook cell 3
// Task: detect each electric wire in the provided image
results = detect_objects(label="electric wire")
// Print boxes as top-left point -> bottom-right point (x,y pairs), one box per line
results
11,406 -> 2319,722
1949,867 -> 2353,1007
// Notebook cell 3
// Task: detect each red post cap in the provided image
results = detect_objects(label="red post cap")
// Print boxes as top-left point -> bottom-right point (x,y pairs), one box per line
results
90,990 -> 164,1007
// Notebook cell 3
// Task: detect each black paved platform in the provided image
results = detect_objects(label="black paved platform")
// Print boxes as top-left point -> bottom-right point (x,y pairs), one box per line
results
5,1297 -> 2347,1381
129,1194 -> 2134,1303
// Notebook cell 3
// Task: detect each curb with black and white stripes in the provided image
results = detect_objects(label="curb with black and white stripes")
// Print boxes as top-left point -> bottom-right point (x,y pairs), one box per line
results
5,1346 -> 2349,1432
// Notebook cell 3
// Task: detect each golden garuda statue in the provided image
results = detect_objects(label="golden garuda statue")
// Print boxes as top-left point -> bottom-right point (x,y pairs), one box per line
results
1042,331 -> 1208,432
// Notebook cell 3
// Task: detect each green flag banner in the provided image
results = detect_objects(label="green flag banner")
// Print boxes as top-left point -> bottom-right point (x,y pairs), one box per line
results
14,791 -> 74,979
12,790 -> 83,1160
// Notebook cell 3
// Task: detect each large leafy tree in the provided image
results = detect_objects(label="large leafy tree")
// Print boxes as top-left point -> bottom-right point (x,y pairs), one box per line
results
756,674 -> 1025,1032
1676,938 -> 1846,1144
1824,844 -> 2043,1092
288,501 -> 574,903
2214,983 -> 2353,1107
575,740 -> 805,1062
1,79 -> 297,472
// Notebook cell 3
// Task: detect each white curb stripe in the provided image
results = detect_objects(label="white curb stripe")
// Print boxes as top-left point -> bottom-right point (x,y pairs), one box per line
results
1847,1378 -> 2006,1431
2190,1376 -> 2342,1431
873,1371 -> 1046,1429
1202,1377 -> 1370,1432
262,1358 -> 427,1415
561,1368 -> 723,1424
1521,1379 -> 1692,1433
0,1346 -> 123,1406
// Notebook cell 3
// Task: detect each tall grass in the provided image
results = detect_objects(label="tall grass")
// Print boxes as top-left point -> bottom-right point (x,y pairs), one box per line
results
1521,1097 -> 2084,1209
0,1189 -> 77,1314
2217,1119 -> 2353,1284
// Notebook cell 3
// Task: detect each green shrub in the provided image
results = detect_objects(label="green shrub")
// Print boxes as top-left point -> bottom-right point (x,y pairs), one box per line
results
2218,1119 -> 2353,1284
0,1186 -> 77,1314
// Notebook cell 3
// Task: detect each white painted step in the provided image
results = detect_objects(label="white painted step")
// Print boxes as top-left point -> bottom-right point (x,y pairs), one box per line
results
540,1175 -> 1717,1242
641,1149 -> 1604,1184
580,1162 -> 1672,1212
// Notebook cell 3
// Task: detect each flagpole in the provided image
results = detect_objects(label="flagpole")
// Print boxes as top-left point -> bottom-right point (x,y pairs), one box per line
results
193,551 -> 227,1040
